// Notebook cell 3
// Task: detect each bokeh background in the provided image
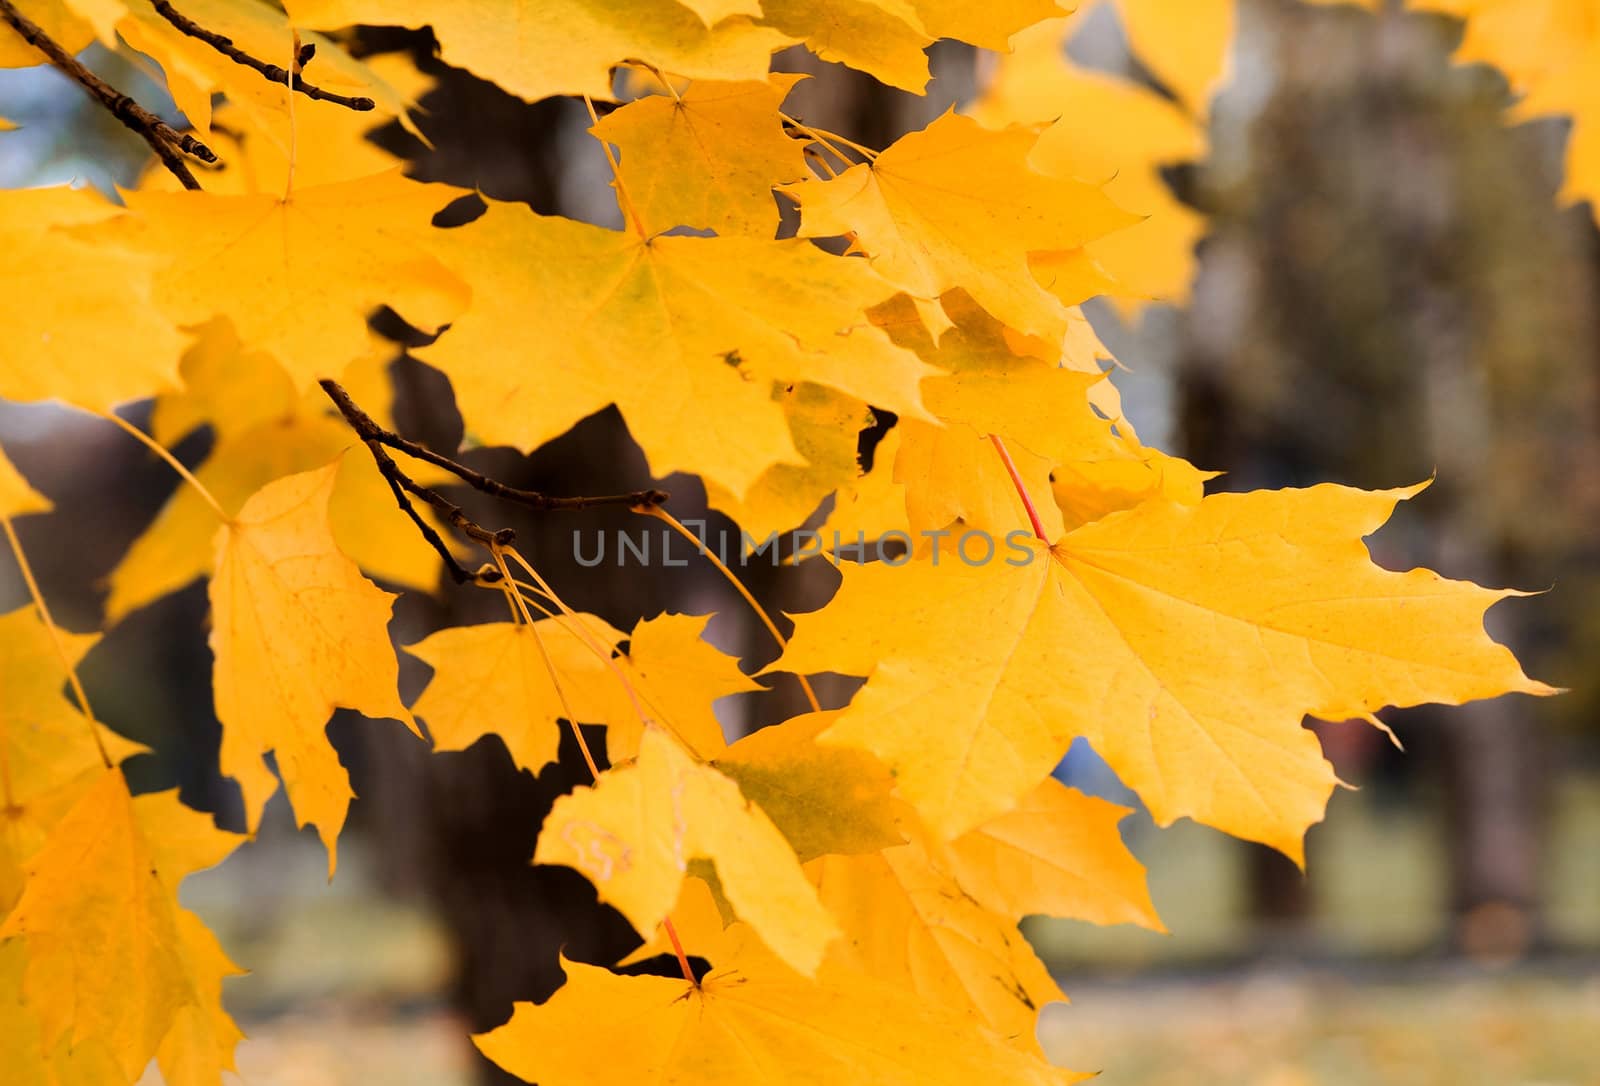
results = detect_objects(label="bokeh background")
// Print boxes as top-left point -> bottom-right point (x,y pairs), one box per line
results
1,1 -> 1597,1083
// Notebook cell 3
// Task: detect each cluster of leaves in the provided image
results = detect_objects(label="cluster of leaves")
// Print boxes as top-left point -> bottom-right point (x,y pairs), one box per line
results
0,0 -> 1571,1082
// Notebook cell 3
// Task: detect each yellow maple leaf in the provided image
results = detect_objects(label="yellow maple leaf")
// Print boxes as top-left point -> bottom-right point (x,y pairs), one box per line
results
593,613 -> 761,764
0,770 -> 192,1082
702,382 -> 876,538
407,613 -> 628,772
938,777 -> 1162,930
713,710 -> 903,862
138,93 -> 409,195
975,29 -> 1209,305
759,0 -> 1071,92
107,0 -> 421,140
284,0 -> 792,103
777,484 -> 1553,856
0,0 -> 91,67
421,201 -> 933,498
1419,0 -> 1600,218
535,727 -> 837,974
109,334 -> 457,619
1111,0 -> 1235,118
209,460 -> 417,868
592,74 -> 809,238
475,924 -> 1087,1085
806,779 -> 1155,1045
866,290 -> 1188,540
809,818 -> 1066,1046
0,445 -> 49,518
758,0 -> 935,93
0,189 -> 183,412
781,111 -> 1138,343
0,608 -> 144,911
817,427 -> 911,547
87,171 -> 469,391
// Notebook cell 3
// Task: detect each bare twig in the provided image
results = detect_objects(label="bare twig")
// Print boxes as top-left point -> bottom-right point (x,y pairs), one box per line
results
319,379 -> 668,513
319,379 -> 668,586
152,1 -> 376,111
0,0 -> 213,189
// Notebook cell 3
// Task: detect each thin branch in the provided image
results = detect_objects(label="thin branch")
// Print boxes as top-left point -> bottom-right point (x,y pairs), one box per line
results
151,0 -> 376,112
319,379 -> 668,513
350,425 -> 483,585
0,0 -> 213,190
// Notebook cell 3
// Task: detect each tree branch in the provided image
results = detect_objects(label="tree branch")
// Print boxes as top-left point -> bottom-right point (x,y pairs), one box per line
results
319,379 -> 668,513
319,379 -> 668,586
152,1 -> 376,112
0,0 -> 214,190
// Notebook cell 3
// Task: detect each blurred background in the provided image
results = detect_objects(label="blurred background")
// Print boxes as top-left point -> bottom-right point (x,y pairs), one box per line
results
2,0 -> 1597,1083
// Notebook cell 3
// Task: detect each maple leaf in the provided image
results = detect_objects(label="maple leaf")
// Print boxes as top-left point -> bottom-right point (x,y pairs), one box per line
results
713,710 -> 904,862
591,613 -> 762,764
702,382 -> 876,538
101,0 -> 422,140
972,19 -> 1210,306
283,0 -> 792,103
0,188 -> 183,412
777,484 -> 1552,855
0,0 -> 91,67
420,200 -> 934,498
83,171 -> 470,392
0,608 -> 145,911
808,777 -> 1155,1044
0,446 -> 50,518
137,90 -> 413,195
475,924 -> 1087,1085
857,290 -> 1194,542
535,727 -> 837,974
108,326 -> 457,620
209,459 -> 417,869
757,0 -> 1071,92
591,75 -> 809,238
407,613 -> 629,773
0,771 -> 193,1081
1410,0 -> 1600,219
1111,0 -> 1236,117
781,111 -> 1138,343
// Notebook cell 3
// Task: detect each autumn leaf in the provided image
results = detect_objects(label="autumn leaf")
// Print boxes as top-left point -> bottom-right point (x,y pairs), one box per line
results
475,923 -> 1087,1085
781,111 -> 1138,343
84,171 -> 469,391
777,484 -> 1552,855
592,74 -> 808,238
807,777 -> 1154,1045
209,459 -> 417,868
535,727 -> 837,974
702,382 -> 876,538
937,777 -> 1162,930
407,613 -> 628,773
0,188 -> 183,412
283,0 -> 792,103
1112,0 -> 1236,117
106,0 -> 422,139
971,19 -> 1211,305
0,0 -> 91,67
420,200 -> 934,497
109,326 -> 457,620
0,608 -> 144,911
0,446 -> 49,518
0,770 -> 195,1082
714,710 -> 903,862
